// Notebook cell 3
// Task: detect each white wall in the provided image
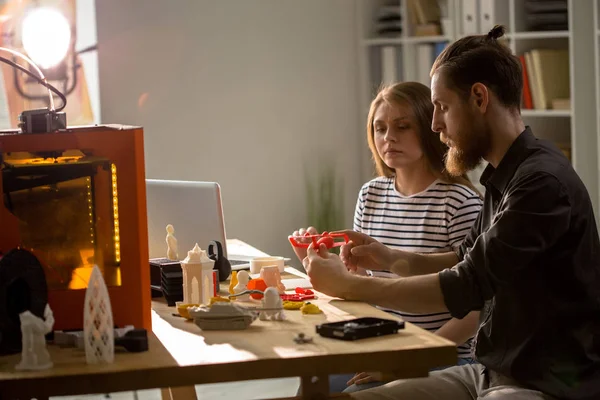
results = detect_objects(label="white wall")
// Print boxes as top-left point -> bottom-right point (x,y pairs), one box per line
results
76,0 -> 100,123
95,0 -> 364,264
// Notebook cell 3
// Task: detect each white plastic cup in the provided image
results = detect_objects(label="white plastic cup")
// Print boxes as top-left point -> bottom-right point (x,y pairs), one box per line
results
249,256 -> 285,274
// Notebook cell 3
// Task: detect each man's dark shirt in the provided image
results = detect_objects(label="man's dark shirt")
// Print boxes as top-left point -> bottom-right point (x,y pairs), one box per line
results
439,127 -> 600,399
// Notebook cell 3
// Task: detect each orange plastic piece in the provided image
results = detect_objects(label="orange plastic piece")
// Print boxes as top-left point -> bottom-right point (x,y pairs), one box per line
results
247,278 -> 268,299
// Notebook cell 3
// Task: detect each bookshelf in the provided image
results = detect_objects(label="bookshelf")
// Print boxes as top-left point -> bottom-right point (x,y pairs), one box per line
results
356,0 -> 600,221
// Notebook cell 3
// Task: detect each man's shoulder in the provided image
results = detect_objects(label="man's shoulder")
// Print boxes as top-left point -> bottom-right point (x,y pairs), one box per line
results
515,140 -> 574,186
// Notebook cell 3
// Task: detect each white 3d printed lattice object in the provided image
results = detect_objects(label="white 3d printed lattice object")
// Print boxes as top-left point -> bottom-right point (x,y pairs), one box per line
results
83,265 -> 114,364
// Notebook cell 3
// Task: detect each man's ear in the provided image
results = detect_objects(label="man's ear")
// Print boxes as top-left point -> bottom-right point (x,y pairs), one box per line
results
470,83 -> 489,113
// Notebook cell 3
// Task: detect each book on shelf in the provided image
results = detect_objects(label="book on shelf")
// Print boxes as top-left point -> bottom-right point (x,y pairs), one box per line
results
520,48 -> 570,111
406,0 -> 442,36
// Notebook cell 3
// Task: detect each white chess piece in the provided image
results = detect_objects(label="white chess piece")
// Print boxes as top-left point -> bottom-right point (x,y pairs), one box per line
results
16,304 -> 54,370
233,270 -> 250,301
259,287 -> 285,321
166,224 -> 178,260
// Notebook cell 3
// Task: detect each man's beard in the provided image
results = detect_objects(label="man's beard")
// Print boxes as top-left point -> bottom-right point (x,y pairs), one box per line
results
444,123 -> 491,176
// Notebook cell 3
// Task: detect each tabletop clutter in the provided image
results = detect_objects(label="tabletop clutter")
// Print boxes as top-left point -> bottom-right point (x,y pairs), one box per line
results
2,225 -> 399,375
167,223 -> 325,331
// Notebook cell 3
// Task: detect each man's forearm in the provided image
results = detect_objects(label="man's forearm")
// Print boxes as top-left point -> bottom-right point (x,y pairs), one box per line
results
341,273 -> 448,313
390,251 -> 459,277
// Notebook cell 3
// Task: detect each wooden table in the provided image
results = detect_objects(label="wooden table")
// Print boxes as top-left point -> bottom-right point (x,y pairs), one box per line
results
0,240 -> 457,400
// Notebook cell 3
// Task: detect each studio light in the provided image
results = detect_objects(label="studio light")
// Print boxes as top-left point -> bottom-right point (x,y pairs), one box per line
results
12,5 -> 80,102
21,7 -> 71,70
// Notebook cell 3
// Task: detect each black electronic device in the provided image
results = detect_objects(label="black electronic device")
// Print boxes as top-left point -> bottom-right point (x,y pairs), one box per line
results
207,240 -> 231,282
316,317 -> 404,341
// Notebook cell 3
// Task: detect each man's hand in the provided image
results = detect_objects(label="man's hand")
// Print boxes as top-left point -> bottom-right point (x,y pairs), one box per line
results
303,242 -> 354,298
336,230 -> 402,273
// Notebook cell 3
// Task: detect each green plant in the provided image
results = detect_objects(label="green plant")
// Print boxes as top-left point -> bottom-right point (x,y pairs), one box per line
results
304,163 -> 345,239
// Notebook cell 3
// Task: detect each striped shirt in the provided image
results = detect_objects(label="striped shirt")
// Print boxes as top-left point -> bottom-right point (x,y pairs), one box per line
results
353,177 -> 483,358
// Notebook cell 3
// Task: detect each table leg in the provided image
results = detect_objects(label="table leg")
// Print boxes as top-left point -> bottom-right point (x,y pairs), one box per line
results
160,386 -> 197,400
300,375 -> 330,400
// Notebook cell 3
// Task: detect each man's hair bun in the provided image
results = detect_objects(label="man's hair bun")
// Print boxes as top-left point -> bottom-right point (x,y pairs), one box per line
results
487,25 -> 506,40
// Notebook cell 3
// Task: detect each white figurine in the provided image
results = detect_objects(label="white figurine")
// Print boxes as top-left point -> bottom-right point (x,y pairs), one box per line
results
233,270 -> 250,301
16,304 -> 54,371
166,224 -> 178,260
259,287 -> 286,321
181,243 -> 215,305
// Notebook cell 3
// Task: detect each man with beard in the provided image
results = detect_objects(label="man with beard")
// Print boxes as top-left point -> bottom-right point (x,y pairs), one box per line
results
303,25 -> 600,400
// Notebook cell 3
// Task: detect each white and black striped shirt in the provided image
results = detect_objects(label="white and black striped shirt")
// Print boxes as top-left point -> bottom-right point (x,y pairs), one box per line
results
354,177 -> 483,358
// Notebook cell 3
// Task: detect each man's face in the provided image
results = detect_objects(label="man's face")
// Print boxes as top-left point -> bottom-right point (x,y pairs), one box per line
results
431,71 -> 491,176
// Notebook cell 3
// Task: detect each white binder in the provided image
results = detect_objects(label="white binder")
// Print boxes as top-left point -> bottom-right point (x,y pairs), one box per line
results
479,0 -> 496,33
461,0 -> 479,35
381,46 -> 398,84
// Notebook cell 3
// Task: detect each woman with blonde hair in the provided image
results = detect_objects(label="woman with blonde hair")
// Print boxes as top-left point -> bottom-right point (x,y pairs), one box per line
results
292,82 -> 483,394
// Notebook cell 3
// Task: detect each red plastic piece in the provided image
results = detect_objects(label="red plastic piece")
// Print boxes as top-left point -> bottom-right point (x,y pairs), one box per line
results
295,287 -> 313,295
288,231 -> 349,249
280,293 -> 315,301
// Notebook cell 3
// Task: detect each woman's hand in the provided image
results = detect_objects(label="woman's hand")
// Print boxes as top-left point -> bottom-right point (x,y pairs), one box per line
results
289,226 -> 318,263
347,371 -> 385,386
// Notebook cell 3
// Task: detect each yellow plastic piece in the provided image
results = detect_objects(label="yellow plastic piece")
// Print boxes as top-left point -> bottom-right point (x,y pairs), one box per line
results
176,303 -> 199,320
300,302 -> 322,315
229,271 -> 238,295
283,301 -> 305,310
209,296 -> 231,305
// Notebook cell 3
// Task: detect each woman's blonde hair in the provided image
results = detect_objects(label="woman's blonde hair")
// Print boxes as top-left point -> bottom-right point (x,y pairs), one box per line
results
366,82 -> 480,195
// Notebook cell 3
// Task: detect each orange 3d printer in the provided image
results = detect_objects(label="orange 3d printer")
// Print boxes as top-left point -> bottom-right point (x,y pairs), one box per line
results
0,51 -> 151,352
0,122 -> 151,333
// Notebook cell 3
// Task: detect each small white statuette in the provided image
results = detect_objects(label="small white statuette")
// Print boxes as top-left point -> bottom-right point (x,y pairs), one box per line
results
84,265 -> 115,364
166,224 -> 178,260
16,304 -> 54,371
233,270 -> 250,301
259,287 -> 286,321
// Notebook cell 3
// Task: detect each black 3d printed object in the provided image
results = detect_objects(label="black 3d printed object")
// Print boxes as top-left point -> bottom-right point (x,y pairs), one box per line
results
0,248 -> 48,355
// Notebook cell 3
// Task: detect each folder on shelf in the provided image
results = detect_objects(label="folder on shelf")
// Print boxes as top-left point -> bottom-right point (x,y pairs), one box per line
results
479,0 -> 496,33
381,46 -> 398,84
416,44 -> 435,87
461,0 -> 479,35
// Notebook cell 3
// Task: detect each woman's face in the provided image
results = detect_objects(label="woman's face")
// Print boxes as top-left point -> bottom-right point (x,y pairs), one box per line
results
373,101 -> 424,171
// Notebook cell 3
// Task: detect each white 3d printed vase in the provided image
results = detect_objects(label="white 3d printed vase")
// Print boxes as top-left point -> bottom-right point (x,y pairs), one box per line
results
83,265 -> 114,364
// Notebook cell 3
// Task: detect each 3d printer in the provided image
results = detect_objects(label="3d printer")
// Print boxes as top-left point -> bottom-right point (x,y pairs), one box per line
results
0,123 -> 151,333
0,48 -> 151,350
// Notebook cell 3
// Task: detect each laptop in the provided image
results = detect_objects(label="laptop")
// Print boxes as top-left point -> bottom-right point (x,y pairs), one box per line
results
145,179 -> 253,270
